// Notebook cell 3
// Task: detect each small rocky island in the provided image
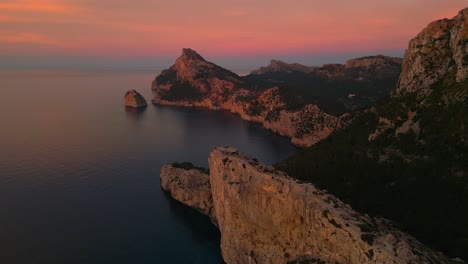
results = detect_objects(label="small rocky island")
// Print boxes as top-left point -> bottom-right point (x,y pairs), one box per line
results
124,89 -> 147,108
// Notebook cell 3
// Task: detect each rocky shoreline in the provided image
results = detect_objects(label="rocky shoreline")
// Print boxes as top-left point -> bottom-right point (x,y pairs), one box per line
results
151,48 -> 400,148
156,7 -> 468,263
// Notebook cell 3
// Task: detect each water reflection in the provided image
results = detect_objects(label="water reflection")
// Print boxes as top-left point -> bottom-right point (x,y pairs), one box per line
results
0,69 -> 297,264
125,106 -> 147,125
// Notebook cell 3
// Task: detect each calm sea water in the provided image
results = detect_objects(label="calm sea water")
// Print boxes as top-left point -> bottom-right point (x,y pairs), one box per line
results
0,69 -> 297,263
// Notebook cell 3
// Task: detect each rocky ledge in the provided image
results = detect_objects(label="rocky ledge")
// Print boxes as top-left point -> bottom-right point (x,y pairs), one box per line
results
160,147 -> 455,264
124,89 -> 147,108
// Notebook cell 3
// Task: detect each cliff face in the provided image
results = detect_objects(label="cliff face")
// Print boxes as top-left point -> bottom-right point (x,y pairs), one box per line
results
370,8 -> 468,147
396,8 -> 468,98
152,49 -> 400,147
278,8 -> 468,261
160,147 -> 453,264
124,89 -> 147,108
160,163 -> 216,223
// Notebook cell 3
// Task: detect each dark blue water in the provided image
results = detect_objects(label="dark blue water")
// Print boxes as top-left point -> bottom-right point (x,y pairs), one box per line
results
0,69 -> 297,263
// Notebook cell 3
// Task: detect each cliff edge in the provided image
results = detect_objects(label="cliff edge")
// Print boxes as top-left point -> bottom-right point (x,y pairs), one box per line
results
160,147 -> 455,264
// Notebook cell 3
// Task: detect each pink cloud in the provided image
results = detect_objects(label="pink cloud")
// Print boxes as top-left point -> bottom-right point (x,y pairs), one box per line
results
0,31 -> 73,47
0,0 -> 78,13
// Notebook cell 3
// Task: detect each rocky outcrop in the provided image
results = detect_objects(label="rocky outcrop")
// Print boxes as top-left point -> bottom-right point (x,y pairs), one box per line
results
396,8 -> 468,98
151,49 -> 347,147
160,147 -> 454,264
152,49 -> 401,147
160,162 -> 216,223
370,8 -> 468,144
152,48 -> 244,99
250,59 -> 316,75
124,89 -> 147,108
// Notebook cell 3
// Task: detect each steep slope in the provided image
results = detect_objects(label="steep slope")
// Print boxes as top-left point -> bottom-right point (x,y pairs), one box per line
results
278,8 -> 468,260
152,49 -> 348,147
152,48 -> 245,104
152,50 -> 400,147
160,147 -> 454,264
243,55 -> 402,114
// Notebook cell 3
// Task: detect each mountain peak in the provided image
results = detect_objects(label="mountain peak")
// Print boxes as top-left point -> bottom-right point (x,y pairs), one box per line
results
180,48 -> 205,61
270,59 -> 288,66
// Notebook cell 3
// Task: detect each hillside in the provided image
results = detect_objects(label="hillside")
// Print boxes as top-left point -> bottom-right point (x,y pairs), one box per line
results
277,8 -> 468,260
243,55 -> 402,114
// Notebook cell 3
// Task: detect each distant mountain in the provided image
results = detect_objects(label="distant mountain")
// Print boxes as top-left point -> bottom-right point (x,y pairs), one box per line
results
151,50 -> 401,147
243,55 -> 402,114
278,7 -> 468,261
250,59 -> 317,75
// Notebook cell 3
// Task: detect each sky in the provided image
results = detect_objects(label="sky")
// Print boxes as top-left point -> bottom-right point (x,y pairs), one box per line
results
0,0 -> 467,70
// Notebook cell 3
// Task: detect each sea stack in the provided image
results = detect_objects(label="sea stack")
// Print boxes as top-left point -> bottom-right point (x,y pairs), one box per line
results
124,89 -> 147,108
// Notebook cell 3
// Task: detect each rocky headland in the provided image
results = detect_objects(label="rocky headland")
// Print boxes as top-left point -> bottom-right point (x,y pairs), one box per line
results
160,147 -> 455,264
157,7 -> 468,263
151,49 -> 401,147
278,8 -> 468,261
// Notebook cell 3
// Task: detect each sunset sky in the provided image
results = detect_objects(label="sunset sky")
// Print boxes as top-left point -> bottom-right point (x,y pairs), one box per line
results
1,0 -> 467,69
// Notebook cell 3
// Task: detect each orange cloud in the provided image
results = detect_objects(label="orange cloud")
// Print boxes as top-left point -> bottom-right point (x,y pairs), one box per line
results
0,32 -> 73,47
0,0 -> 77,13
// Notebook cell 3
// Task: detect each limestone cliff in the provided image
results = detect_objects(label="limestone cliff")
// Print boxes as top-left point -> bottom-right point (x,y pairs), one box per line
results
124,89 -> 147,108
395,8 -> 468,98
159,147 -> 454,264
160,162 -> 216,223
370,8 -> 468,146
278,8 -> 468,261
152,49 -> 400,147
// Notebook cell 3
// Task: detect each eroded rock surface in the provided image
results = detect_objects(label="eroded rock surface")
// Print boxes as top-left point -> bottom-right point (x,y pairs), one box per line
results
396,8 -> 468,97
160,147 -> 453,264
160,163 -> 216,223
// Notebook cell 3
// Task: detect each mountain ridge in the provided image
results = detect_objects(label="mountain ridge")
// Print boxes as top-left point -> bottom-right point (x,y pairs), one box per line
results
151,49 -> 401,147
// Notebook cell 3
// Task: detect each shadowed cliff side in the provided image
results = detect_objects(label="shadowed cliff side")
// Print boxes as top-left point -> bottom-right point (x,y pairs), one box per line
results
277,7 -> 468,260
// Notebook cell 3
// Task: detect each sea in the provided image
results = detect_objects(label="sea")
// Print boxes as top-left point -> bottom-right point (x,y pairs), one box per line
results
0,68 -> 297,263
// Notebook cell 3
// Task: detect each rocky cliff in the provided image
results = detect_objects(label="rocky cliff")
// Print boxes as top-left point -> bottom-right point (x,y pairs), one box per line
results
396,8 -> 468,98
152,49 -> 401,147
124,89 -> 147,108
160,162 -> 216,223
370,8 -> 468,149
278,8 -> 468,261
160,147 -> 454,264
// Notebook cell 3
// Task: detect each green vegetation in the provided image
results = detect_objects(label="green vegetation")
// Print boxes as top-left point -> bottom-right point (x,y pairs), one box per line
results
242,63 -> 401,115
276,81 -> 468,260
172,162 -> 208,173
159,81 -> 205,102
